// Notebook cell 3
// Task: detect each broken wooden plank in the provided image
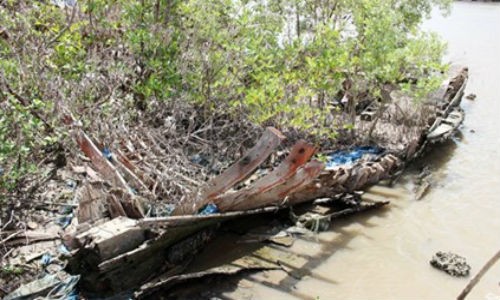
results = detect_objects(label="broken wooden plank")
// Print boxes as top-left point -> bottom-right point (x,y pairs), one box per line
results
134,246 -> 281,299
138,206 -> 279,229
73,216 -> 146,262
201,126 -> 285,199
114,148 -> 156,191
76,131 -> 144,218
107,193 -> 128,218
76,131 -> 130,191
77,183 -> 107,223
212,140 -> 315,210
216,160 -> 324,212
173,127 -> 285,215
2,226 -> 60,247
109,188 -> 146,219
80,227 -> 215,294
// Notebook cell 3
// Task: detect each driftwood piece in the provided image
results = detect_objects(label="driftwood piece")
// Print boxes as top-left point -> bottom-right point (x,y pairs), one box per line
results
457,249 -> 500,300
174,127 -> 285,215
217,160 -> 324,211
1,226 -> 60,247
213,140 -> 315,211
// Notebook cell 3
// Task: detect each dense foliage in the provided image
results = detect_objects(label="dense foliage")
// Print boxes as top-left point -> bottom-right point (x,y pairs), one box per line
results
0,0 -> 450,190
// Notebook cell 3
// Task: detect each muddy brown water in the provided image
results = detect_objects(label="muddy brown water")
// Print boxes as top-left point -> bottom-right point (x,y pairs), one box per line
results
169,3 -> 500,299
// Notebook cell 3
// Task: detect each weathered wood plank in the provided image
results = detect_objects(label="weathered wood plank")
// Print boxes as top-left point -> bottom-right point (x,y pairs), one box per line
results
174,127 -> 285,215
114,149 -> 156,190
138,206 -> 279,229
73,216 -> 146,262
213,140 -> 315,210
77,183 -> 107,223
76,131 -> 144,218
217,160 -> 324,212
76,131 -> 130,191
202,127 -> 285,198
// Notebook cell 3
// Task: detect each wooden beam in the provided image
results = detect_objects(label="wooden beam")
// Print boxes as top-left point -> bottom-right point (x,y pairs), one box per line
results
213,140 -> 315,210
174,127 -> 285,215
217,160 -> 324,212
76,131 -> 144,218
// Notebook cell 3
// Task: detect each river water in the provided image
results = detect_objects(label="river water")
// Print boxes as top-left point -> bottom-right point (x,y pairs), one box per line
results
203,2 -> 500,300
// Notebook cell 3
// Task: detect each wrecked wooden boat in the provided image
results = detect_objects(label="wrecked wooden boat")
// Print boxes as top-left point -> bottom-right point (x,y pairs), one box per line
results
427,107 -> 465,142
22,68 -> 467,298
427,68 -> 467,143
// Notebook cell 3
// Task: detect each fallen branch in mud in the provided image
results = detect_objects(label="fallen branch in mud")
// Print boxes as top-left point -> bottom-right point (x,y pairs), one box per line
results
457,249 -> 500,300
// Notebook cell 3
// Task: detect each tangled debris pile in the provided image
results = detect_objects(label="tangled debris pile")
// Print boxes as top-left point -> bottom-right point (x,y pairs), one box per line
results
0,67 -> 468,298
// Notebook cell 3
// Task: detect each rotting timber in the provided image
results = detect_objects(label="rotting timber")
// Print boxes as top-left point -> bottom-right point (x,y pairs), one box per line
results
2,68 -> 468,298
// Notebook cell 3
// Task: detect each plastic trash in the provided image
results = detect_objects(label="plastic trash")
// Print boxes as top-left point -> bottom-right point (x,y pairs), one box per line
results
59,205 -> 74,215
198,203 -> 219,215
4,273 -> 80,300
40,253 -> 53,266
56,213 -> 73,229
58,244 -> 71,256
66,179 -> 77,189
47,274 -> 80,300
102,147 -> 113,162
326,146 -> 384,169
190,154 -> 210,166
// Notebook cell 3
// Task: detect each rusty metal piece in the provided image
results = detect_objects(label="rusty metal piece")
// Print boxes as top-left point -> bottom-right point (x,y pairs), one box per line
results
217,160 -> 324,212
213,140 -> 315,209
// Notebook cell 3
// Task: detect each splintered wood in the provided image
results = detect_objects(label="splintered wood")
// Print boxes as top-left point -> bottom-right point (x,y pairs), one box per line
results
76,131 -> 144,218
213,140 -> 317,211
173,127 -> 286,215
202,127 -> 286,200
68,126 -> 399,295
